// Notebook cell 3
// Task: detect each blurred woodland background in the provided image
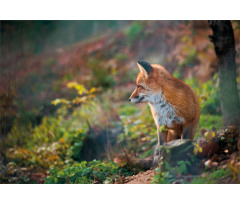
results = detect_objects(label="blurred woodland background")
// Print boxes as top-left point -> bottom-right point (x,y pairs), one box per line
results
0,20 -> 240,184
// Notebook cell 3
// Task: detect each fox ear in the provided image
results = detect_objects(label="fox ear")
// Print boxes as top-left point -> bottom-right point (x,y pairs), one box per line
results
137,61 -> 152,79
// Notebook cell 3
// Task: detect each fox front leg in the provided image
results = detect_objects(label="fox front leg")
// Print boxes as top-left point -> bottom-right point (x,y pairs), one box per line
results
157,126 -> 167,145
153,127 -> 167,167
157,126 -> 162,146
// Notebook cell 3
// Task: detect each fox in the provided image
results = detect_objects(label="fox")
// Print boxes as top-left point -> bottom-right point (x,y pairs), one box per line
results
129,61 -> 200,163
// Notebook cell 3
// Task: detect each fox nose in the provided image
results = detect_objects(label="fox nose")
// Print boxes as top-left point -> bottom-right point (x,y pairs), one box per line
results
129,98 -> 131,101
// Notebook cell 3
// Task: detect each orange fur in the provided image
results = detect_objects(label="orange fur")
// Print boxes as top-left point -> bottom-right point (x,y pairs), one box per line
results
130,62 -> 200,143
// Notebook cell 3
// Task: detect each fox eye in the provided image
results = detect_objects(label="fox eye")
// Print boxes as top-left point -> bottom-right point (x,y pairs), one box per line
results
137,85 -> 142,89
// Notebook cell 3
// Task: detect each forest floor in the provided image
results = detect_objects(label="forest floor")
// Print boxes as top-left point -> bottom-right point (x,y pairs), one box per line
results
122,151 -> 240,184
123,170 -> 156,184
25,169 -> 156,184
22,147 -> 240,184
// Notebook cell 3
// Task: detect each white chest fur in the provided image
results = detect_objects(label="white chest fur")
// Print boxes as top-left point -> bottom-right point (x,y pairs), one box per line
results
148,92 -> 184,128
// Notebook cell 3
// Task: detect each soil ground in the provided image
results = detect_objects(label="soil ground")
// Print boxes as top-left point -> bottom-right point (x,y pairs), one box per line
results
124,170 -> 156,184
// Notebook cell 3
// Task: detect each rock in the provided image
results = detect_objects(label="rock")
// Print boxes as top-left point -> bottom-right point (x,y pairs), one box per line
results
153,139 -> 194,168
136,158 -> 153,170
151,126 -> 238,169
162,139 -> 194,166
204,159 -> 219,168
204,159 -> 211,167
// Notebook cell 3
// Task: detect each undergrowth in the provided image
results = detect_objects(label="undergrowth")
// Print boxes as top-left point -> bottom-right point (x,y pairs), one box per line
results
44,160 -> 133,184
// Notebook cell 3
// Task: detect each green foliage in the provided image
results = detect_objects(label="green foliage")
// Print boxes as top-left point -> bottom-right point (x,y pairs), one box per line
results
139,149 -> 153,159
152,159 -> 195,184
119,68 -> 140,85
172,70 -> 181,79
185,74 -> 221,115
118,103 -> 140,116
176,160 -> 191,175
44,160 -> 133,184
7,139 -> 68,169
152,169 -> 175,184
7,103 -> 98,169
88,58 -> 116,89
199,114 -> 222,130
6,120 -> 32,147
184,75 -> 223,139
117,104 -> 157,156
181,48 -> 197,67
0,162 -> 31,184
6,82 -> 97,170
153,162 -> 233,184
199,81 -> 221,115
195,114 -> 222,138
124,21 -> 143,47
180,35 -> 198,68
114,53 -> 128,62
31,116 -> 64,145
191,168 -> 231,184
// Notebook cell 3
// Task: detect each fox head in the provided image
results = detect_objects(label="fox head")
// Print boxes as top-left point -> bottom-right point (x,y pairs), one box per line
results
129,61 -> 163,104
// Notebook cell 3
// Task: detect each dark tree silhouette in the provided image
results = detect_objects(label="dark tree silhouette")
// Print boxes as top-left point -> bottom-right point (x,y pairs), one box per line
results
209,20 -> 240,130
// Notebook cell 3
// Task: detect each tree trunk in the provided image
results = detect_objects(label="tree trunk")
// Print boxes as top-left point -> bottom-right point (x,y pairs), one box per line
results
208,20 -> 240,130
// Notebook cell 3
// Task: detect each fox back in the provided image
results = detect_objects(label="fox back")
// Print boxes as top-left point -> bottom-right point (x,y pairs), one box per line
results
129,61 -> 200,143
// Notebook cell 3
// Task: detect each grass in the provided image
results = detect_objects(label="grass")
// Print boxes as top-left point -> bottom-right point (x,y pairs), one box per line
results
191,168 -> 231,184
195,114 -> 223,139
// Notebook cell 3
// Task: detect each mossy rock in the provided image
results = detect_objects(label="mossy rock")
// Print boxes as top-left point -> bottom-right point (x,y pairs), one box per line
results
161,139 -> 194,166
153,139 -> 195,168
